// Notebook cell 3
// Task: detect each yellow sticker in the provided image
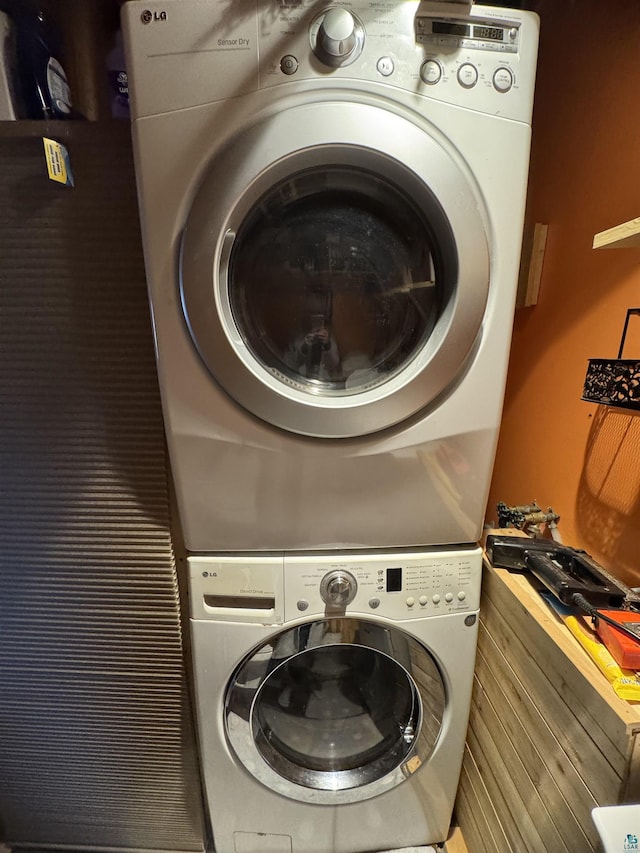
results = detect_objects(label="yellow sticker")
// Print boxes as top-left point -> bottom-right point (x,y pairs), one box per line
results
43,137 -> 73,186
405,755 -> 422,774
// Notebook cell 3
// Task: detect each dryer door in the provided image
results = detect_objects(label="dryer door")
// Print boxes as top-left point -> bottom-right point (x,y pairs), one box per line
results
224,618 -> 446,805
180,101 -> 489,438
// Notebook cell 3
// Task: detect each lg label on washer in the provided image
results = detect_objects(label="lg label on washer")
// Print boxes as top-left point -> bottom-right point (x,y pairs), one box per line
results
141,9 -> 167,23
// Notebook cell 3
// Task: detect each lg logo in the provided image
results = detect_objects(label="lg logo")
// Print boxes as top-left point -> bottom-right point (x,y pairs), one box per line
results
141,9 -> 167,23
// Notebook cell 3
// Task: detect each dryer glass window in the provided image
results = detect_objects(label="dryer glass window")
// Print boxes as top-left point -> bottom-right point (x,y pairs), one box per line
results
227,166 -> 443,395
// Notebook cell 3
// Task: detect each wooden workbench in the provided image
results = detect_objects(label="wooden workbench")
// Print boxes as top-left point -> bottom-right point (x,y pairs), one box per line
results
455,538 -> 640,853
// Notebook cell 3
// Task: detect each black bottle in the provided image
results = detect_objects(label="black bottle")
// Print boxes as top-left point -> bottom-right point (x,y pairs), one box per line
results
0,0 -> 73,119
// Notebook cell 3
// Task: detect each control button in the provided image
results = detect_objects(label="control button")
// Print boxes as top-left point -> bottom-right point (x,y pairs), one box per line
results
432,594 -> 441,604
377,56 -> 394,77
420,59 -> 442,85
445,592 -> 454,603
493,66 -> 514,93
457,63 -> 478,89
458,591 -> 467,601
369,597 -> 381,609
419,595 -> 428,607
280,54 -> 299,75
509,27 -> 518,41
406,597 -> 415,607
297,599 -> 309,611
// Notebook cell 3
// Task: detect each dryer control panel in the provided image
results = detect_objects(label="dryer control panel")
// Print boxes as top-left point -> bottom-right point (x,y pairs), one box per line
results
258,0 -> 539,123
123,0 -> 539,124
189,548 -> 481,624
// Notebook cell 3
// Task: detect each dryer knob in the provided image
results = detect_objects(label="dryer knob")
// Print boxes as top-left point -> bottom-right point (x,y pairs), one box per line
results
319,8 -> 356,56
320,569 -> 358,607
312,8 -> 364,67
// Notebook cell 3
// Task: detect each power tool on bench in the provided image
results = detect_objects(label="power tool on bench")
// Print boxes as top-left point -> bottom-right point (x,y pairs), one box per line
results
486,534 -> 640,669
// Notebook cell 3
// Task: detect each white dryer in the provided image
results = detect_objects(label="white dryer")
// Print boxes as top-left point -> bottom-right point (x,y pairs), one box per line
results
123,0 -> 539,552
189,547 -> 482,853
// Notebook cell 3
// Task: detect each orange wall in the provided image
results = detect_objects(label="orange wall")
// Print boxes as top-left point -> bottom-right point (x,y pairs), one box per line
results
488,0 -> 640,585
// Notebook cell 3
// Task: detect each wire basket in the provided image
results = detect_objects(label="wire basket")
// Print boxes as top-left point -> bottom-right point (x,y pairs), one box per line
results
582,309 -> 640,411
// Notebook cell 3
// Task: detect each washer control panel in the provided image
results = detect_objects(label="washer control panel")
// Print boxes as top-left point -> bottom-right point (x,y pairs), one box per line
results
189,548 -> 481,624
286,547 -> 482,621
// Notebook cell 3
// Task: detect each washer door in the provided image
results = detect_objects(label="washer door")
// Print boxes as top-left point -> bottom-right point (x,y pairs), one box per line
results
180,101 -> 489,438
224,618 -> 446,805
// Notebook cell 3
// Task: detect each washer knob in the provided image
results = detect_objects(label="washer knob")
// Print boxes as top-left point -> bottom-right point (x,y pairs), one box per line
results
320,569 -> 358,607
311,8 -> 364,67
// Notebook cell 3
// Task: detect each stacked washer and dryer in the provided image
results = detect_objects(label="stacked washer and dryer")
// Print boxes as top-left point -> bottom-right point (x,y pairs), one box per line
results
122,2 -> 538,851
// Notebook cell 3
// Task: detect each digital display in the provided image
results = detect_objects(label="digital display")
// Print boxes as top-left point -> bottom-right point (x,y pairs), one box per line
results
473,25 -> 504,41
386,567 -> 402,593
433,21 -> 471,38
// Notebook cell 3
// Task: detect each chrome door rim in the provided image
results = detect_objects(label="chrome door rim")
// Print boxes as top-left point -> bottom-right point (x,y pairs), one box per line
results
223,618 -> 447,805
180,100 -> 490,438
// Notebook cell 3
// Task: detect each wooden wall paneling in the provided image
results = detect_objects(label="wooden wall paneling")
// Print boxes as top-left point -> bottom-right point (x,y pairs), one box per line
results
458,742 -> 510,853
479,594 -> 625,801
622,734 -> 640,802
482,566 -> 634,771
472,650 -> 593,853
459,557 -> 640,852
465,719 -> 531,851
475,629 -> 598,845
470,678 -> 569,852
454,777 -> 491,853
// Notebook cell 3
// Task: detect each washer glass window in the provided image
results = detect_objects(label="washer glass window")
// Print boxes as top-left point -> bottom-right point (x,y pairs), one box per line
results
228,166 -> 441,395
255,644 -> 417,779
224,619 -> 446,802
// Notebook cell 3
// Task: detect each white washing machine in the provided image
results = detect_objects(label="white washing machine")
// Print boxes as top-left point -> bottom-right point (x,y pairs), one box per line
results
189,546 -> 482,853
122,0 -> 539,553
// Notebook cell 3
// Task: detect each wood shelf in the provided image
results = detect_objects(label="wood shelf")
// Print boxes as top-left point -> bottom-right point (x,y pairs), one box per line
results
593,217 -> 640,249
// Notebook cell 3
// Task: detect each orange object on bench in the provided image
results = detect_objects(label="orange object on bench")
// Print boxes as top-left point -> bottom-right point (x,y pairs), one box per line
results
596,611 -> 640,670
